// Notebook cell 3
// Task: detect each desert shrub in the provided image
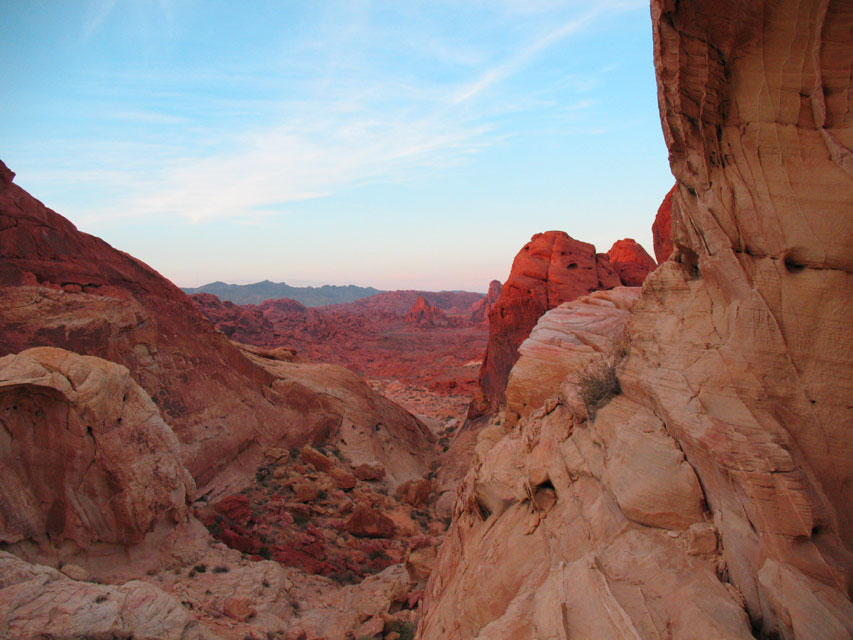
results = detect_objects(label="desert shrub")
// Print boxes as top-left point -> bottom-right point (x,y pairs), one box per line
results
212,565 -> 229,574
576,338 -> 629,417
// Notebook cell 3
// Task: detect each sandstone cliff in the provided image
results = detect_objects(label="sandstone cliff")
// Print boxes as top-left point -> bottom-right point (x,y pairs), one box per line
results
469,280 -> 502,325
419,1 -> 853,638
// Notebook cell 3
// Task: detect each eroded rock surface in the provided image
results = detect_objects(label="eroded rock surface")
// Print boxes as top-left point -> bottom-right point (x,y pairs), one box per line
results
606,239 -> 657,286
504,287 -> 640,427
419,1 -> 853,638
475,231 -> 620,413
0,347 -> 193,548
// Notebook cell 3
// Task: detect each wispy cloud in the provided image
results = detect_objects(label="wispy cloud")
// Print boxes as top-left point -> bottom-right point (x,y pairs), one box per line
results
50,0 -> 642,226
82,0 -> 116,40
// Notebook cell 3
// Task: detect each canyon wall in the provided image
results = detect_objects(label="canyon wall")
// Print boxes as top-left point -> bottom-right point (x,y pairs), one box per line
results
419,1 -> 852,638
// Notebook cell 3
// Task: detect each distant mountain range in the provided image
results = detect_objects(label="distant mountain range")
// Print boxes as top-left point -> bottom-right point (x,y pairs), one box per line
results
181,280 -> 383,307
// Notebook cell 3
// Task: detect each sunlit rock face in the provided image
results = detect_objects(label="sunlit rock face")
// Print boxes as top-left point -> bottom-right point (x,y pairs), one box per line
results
606,239 -> 657,286
418,1 -> 853,638
652,184 -> 675,263
475,231 -> 621,413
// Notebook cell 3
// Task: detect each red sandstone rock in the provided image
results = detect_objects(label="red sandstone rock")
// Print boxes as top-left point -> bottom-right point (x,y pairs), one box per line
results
476,231 -> 619,411
214,495 -> 251,522
469,280 -> 502,325
652,184 -> 675,263
328,468 -> 357,490
404,295 -> 448,327
607,239 -> 657,286
301,446 -> 334,473
344,505 -> 396,538
395,479 -> 431,508
223,597 -> 256,622
0,347 -> 194,548
354,464 -> 386,482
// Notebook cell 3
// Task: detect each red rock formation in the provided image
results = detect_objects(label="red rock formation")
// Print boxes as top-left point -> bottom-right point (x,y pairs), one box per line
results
0,163 -> 435,496
475,231 -> 619,412
404,295 -> 448,327
606,238 -> 657,286
652,184 -> 675,263
469,280 -> 502,325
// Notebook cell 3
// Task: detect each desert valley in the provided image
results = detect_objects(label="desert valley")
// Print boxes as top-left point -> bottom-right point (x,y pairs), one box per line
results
1,1 -> 851,639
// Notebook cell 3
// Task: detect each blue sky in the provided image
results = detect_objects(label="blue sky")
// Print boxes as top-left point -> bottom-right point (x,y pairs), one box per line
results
1,0 -> 673,292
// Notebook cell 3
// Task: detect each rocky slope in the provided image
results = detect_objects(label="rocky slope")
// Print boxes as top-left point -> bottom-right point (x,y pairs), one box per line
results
190,291 -> 489,423
405,295 -> 449,327
418,1 -> 853,638
0,162 -> 434,498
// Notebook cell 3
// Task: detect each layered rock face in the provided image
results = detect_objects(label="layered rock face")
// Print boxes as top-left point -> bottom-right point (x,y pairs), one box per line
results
606,239 -> 657,286
475,231 -> 621,412
234,343 -> 434,487
0,347 -> 194,548
419,1 -> 853,638
622,1 -> 853,635
0,163 -> 435,496
420,300 -> 752,638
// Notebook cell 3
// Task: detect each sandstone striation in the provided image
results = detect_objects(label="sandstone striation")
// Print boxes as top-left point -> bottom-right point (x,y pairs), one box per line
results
0,551 -> 212,640
0,347 -> 194,548
504,287 -> 640,427
418,1 -> 853,638
606,239 -> 657,286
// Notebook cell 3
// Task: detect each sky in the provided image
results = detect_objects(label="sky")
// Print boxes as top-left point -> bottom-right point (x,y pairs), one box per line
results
1,0 -> 674,292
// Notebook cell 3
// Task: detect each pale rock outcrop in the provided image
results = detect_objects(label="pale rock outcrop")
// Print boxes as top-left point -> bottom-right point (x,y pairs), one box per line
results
420,1 -> 853,638
620,1 -> 853,636
0,347 -> 193,548
419,393 -> 751,639
504,287 -> 640,427
0,551 -> 213,640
